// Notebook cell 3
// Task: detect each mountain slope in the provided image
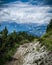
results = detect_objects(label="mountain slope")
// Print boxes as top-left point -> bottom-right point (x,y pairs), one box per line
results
0,22 -> 47,37
39,19 -> 52,51
6,42 -> 52,65
5,20 -> 52,65
46,19 -> 52,32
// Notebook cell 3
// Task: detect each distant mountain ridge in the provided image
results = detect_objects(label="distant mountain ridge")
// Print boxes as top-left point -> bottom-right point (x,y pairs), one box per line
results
0,22 -> 47,37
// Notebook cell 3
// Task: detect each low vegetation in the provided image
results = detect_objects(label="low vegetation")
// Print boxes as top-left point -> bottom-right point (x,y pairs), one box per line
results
0,27 -> 36,65
0,19 -> 52,65
38,19 -> 52,51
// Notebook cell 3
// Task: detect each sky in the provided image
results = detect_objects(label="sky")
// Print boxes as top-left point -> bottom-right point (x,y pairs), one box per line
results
0,0 -> 52,24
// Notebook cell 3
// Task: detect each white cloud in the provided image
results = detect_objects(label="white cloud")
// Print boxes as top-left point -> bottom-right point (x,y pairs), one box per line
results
0,1 -> 52,24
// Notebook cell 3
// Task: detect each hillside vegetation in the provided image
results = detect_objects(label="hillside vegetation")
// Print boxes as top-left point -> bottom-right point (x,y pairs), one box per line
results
0,27 -> 36,65
39,19 -> 52,51
0,19 -> 52,65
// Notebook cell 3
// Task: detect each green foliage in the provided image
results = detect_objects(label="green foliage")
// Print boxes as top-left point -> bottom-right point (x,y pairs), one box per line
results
41,31 -> 52,51
1,26 -> 8,39
39,19 -> 52,51
0,27 -> 35,65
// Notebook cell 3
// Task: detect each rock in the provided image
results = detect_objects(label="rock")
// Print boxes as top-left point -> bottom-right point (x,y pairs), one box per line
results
6,42 -> 52,65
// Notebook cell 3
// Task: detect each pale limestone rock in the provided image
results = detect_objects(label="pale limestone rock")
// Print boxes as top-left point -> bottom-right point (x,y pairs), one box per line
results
6,42 -> 52,65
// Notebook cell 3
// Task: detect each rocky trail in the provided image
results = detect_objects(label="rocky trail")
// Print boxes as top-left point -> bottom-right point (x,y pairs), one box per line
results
6,42 -> 52,65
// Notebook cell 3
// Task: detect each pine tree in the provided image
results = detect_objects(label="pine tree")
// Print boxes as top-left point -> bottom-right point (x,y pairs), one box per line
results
2,26 -> 8,39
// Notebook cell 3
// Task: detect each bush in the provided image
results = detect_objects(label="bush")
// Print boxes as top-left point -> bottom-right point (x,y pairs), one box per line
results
0,27 -> 36,65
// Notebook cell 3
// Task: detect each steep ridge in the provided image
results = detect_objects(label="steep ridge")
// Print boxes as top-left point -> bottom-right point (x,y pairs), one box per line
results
46,19 -> 52,32
39,19 -> 52,51
6,20 -> 52,65
6,42 -> 52,65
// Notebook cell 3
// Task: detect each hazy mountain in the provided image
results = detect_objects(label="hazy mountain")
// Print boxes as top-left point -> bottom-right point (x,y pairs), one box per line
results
0,22 -> 47,37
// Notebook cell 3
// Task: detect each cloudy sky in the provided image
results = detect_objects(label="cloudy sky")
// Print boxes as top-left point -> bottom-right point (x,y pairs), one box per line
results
0,0 -> 52,24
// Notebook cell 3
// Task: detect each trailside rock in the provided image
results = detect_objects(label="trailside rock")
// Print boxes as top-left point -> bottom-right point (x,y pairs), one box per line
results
6,42 -> 52,65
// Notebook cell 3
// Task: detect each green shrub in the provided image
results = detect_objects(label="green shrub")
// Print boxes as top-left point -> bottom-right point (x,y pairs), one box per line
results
0,27 -> 36,65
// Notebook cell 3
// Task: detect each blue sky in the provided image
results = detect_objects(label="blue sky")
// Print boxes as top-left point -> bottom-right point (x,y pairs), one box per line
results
0,0 -> 52,5
0,0 -> 52,24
